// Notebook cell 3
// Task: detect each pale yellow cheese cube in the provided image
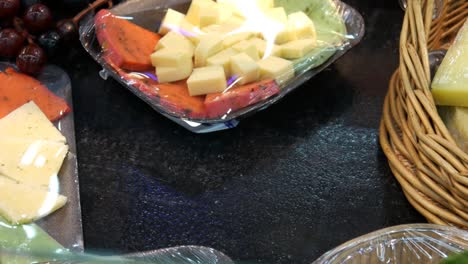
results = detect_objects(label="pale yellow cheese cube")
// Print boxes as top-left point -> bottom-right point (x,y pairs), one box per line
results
158,9 -> 185,35
250,38 -> 282,58
202,24 -> 222,33
195,33 -> 223,67
230,53 -> 260,85
217,0 -> 245,18
218,2 -> 234,22
156,61 -> 193,83
0,177 -> 67,224
199,4 -> 220,27
281,39 -> 316,59
178,19 -> 205,45
185,0 -> 215,26
223,32 -> 253,48
150,48 -> 192,68
232,40 -> 259,60
288,11 -> 317,40
207,48 -> 238,76
257,56 -> 294,85
187,66 -> 227,96
265,7 -> 288,24
155,31 -> 194,56
221,15 -> 245,31
275,21 -> 297,44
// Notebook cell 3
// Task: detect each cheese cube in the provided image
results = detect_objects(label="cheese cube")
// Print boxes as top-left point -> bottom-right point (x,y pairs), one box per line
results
199,4 -> 220,27
150,49 -> 192,68
217,0 -> 245,18
230,53 -> 260,85
281,39 -> 316,59
158,9 -> 185,35
0,177 -> 67,224
187,66 -> 227,96
275,21 -> 297,44
207,48 -> 238,76
218,3 -> 234,22
156,61 -> 193,83
223,32 -> 253,48
232,40 -> 259,61
155,31 -> 194,56
195,33 -> 223,67
178,19 -> 205,45
288,11 -> 317,40
257,56 -> 294,85
0,102 -> 66,143
221,15 -> 245,31
185,0 -> 215,26
265,7 -> 288,24
431,20 -> 468,107
250,38 -> 282,58
255,0 -> 274,10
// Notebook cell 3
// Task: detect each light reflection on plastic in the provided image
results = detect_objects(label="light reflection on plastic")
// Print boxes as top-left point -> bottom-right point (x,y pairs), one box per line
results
22,225 -> 37,239
115,15 -> 134,20
183,120 -> 202,127
38,174 -> 60,216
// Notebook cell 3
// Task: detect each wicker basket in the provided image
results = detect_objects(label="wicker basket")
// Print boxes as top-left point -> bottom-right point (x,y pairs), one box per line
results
380,0 -> 468,228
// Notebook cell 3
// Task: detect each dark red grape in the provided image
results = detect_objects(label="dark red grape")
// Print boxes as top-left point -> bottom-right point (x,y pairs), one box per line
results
23,3 -> 52,33
56,19 -> 77,41
16,44 -> 46,75
0,28 -> 24,57
38,30 -> 60,54
0,0 -> 20,18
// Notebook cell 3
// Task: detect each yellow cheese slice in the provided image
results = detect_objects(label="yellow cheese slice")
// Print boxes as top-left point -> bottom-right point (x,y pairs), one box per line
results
0,139 -> 68,188
0,102 -> 66,143
431,20 -> 468,107
0,177 -> 67,225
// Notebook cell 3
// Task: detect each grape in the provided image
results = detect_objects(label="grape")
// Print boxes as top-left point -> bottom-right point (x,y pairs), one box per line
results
0,28 -> 24,57
56,19 -> 77,41
16,44 -> 46,75
0,0 -> 20,18
38,30 -> 60,54
23,3 -> 52,33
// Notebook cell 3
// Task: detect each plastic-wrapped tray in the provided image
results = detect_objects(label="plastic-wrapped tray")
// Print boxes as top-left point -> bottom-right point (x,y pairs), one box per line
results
79,0 -> 365,133
314,224 -> 468,264
0,63 -> 83,254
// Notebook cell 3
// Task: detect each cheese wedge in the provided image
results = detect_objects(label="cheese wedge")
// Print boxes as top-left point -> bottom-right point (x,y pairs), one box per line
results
158,8 -> 185,35
155,31 -> 194,56
0,177 -> 67,225
0,139 -> 68,188
187,66 -> 227,96
431,20 -> 468,107
0,102 -> 66,143
257,56 -> 294,85
230,53 -> 260,85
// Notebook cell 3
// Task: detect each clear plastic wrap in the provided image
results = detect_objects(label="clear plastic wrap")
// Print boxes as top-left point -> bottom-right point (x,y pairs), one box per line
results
314,224 -> 468,264
79,0 -> 365,133
0,62 -> 83,262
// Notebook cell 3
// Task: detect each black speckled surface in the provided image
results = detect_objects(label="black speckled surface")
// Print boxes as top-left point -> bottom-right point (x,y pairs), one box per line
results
53,1 -> 426,263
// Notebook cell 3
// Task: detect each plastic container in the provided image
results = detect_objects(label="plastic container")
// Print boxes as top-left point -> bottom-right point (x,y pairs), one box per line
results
79,0 -> 365,133
314,224 -> 468,264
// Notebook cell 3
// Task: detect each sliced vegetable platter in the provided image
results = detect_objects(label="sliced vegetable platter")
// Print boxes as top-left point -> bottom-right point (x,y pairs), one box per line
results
79,0 -> 364,132
0,62 -> 83,262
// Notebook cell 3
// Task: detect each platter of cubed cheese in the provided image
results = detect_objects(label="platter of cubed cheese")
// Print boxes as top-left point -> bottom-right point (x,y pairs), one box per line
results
0,62 -> 83,258
80,0 -> 364,132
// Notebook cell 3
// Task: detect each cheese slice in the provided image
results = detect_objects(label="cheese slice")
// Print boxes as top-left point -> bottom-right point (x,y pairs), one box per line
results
0,177 -> 67,225
0,102 -> 66,143
0,139 -> 68,188
431,20 -> 468,107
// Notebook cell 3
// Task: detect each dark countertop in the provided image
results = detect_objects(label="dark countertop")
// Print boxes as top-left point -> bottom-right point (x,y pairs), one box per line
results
55,0 -> 426,263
